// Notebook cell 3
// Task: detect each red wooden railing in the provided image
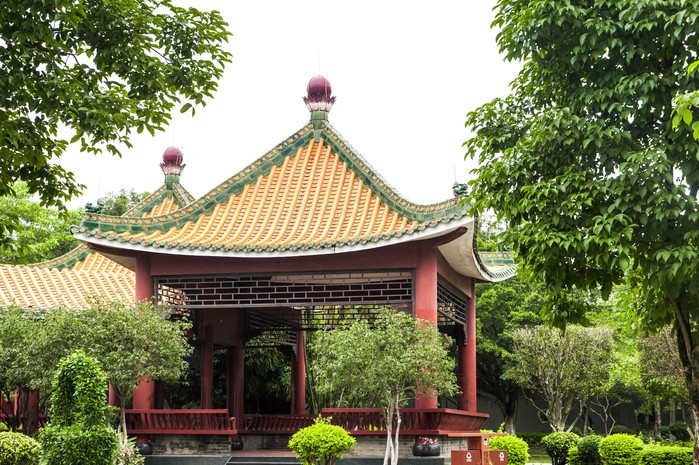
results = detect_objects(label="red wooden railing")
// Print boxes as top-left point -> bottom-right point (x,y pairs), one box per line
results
21,408 -> 484,436
124,409 -> 237,435
242,414 -> 315,434
323,408 -> 488,435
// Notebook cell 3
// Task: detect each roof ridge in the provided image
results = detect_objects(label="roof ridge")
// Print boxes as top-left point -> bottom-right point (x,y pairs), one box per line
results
319,121 -> 469,222
36,181 -> 194,270
77,122 -> 471,237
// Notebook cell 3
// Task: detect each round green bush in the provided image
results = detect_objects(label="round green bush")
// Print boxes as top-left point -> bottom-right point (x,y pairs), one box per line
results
490,435 -> 529,465
610,426 -> 634,435
288,416 -> 356,465
568,435 -> 602,465
640,445 -> 692,465
659,426 -> 671,441
542,432 -> 581,465
599,434 -> 645,465
668,423 -> 691,443
0,432 -> 41,465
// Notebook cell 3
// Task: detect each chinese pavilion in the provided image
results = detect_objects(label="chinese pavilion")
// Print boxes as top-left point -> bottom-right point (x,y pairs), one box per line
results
0,76 -> 515,458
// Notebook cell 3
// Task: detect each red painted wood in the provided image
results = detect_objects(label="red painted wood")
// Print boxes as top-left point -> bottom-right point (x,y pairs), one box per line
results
322,408 -> 488,435
230,311 -> 245,425
242,414 -> 316,433
201,325 -> 214,409
133,254 -> 156,444
124,409 -> 236,435
414,246 -> 438,409
291,331 -> 306,414
465,280 -> 477,411
148,241 -> 422,277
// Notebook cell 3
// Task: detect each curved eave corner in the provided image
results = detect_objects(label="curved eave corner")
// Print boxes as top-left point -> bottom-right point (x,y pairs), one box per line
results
438,220 -> 517,283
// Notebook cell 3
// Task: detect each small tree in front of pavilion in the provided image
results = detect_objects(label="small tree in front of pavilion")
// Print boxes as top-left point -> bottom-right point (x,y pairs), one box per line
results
77,297 -> 192,447
311,308 -> 458,465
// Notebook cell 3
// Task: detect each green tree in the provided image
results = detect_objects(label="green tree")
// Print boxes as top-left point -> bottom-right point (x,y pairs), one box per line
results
464,1 -> 699,458
0,182 -> 82,264
0,299 -> 192,445
77,297 -> 192,446
638,326 -> 688,436
311,309 -> 458,465
0,0 -> 231,251
507,325 -> 614,432
475,275 -> 543,434
0,306 -> 42,432
99,189 -> 151,217
673,61 -> 699,140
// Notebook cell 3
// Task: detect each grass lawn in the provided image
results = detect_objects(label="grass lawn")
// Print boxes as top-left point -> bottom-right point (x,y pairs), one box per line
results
527,445 -> 552,464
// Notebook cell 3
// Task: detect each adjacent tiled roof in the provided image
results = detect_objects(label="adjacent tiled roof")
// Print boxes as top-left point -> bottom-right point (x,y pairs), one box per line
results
0,182 -> 194,308
73,122 -> 470,255
0,265 -> 134,309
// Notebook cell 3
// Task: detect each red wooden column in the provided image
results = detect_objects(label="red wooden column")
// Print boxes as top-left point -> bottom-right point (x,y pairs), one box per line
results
291,330 -> 306,414
458,280 -> 477,411
201,324 -> 214,409
414,246 -> 439,409
227,310 -> 245,426
132,254 -> 155,450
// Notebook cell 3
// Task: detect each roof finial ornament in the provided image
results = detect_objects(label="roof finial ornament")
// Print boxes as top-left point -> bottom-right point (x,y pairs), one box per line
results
303,75 -> 335,141
161,146 -> 185,190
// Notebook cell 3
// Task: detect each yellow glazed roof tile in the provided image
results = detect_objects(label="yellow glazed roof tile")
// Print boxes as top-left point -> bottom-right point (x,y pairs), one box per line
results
0,265 -> 135,309
75,125 -> 469,254
0,180 -> 194,309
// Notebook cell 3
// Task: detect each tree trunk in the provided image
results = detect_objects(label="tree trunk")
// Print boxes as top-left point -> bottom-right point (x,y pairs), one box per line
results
652,401 -> 662,438
119,389 -> 128,447
383,406 -> 394,465
392,402 -> 402,465
671,299 -> 698,465
504,414 -> 516,435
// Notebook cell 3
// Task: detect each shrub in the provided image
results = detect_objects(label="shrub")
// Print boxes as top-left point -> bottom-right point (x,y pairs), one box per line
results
568,435 -> 603,465
599,434 -> 645,465
610,426 -> 635,435
668,423 -> 691,443
41,424 -> 118,465
640,445 -> 692,465
517,432 -> 548,446
542,432 -> 581,465
0,432 -> 41,465
490,435 -> 529,465
288,416 -> 356,465
115,438 -> 145,465
39,351 -> 118,465
659,426 -> 671,441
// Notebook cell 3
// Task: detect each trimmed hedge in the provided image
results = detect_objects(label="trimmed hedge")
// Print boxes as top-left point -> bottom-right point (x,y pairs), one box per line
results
568,435 -> 603,465
517,432 -> 548,446
610,426 -> 635,436
0,432 -> 41,465
542,432 -> 581,465
599,434 -> 644,465
41,424 -> 118,465
640,445 -> 692,465
490,435 -> 529,465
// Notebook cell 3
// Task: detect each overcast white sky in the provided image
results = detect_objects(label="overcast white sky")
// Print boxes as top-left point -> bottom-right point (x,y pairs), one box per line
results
61,1 -> 522,209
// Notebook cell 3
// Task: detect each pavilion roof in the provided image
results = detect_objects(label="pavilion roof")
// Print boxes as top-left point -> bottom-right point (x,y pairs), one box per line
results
73,122 -> 473,257
0,182 -> 194,308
